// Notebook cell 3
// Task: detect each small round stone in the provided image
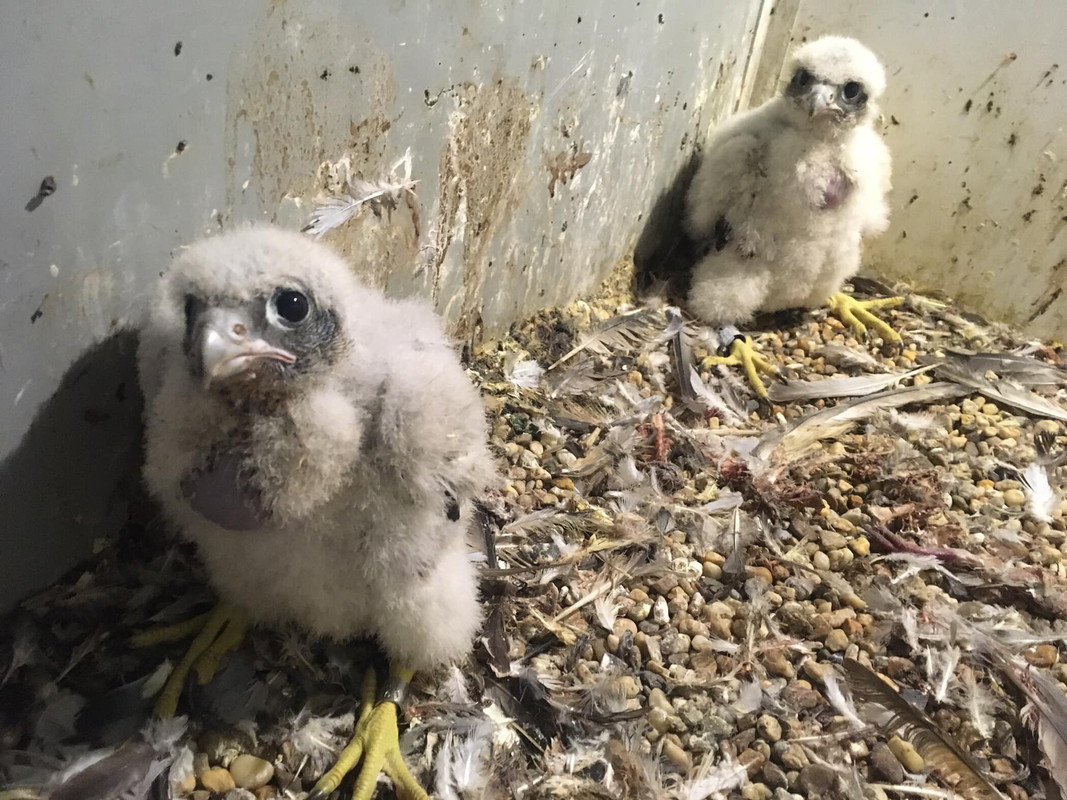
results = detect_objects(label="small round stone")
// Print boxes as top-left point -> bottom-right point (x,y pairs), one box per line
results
1024,644 -> 1059,668
229,754 -> 274,790
825,628 -> 849,652
888,736 -> 925,773
869,742 -> 905,783
1003,489 -> 1026,507
757,714 -> 782,743
199,767 -> 236,794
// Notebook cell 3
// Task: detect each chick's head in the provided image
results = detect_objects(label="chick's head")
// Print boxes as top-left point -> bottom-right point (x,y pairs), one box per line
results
784,35 -> 886,132
158,227 -> 358,397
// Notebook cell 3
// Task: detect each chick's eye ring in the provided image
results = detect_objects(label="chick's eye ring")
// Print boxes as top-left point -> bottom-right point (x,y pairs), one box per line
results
272,289 -> 310,325
794,69 -> 812,87
842,81 -> 863,101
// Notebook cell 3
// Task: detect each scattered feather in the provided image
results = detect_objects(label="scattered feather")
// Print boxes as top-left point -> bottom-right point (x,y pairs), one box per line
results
548,307 -> 678,370
843,659 -> 1008,800
1021,462 -> 1055,522
767,366 -> 932,402
823,670 -> 865,731
669,755 -> 748,800
732,680 -> 763,714
754,383 -> 966,461
815,343 -> 885,371
303,150 -> 417,237
434,720 -> 492,800
688,366 -> 747,426
936,363 -> 1067,422
506,358 -> 545,390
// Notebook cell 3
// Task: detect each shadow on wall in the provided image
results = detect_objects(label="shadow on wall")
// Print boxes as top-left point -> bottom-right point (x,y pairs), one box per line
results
632,150 -> 701,306
0,330 -> 145,610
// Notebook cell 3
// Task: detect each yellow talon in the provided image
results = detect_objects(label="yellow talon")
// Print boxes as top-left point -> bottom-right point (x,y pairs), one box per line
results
132,603 -> 247,718
828,291 -> 903,343
309,665 -> 428,800
702,335 -> 778,398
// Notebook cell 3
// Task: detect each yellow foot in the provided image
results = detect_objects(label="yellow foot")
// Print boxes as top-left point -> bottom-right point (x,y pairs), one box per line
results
827,291 -> 903,343
131,602 -> 248,718
702,335 -> 778,398
309,667 -> 428,800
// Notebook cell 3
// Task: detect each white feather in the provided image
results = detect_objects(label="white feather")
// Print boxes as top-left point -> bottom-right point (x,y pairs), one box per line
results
434,721 -> 492,800
732,680 -> 763,714
670,756 -> 748,800
823,671 -> 865,730
506,359 -> 545,390
933,644 -> 960,703
304,150 -> 418,237
1022,462 -> 1055,522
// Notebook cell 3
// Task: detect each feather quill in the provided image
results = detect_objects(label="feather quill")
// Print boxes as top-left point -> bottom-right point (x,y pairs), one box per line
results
547,307 -> 681,370
842,659 -> 1008,800
304,150 -> 418,237
935,363 -> 1067,422
753,383 -> 965,461
767,366 -> 932,402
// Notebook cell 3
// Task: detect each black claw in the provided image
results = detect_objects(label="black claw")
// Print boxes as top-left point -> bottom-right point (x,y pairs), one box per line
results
306,790 -> 326,800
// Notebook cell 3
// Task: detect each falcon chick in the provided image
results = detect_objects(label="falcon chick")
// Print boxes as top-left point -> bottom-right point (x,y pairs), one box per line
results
684,35 -> 896,396
135,226 -> 495,799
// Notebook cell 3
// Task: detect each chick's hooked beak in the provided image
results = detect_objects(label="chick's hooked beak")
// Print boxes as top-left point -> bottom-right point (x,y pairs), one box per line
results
808,83 -> 838,119
197,307 -> 296,387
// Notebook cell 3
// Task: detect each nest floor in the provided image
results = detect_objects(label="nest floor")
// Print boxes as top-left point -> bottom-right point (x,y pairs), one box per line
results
2,260 -> 1067,800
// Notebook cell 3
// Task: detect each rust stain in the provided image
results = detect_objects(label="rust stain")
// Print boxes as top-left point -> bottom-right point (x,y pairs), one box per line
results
545,144 -> 593,198
431,79 -> 533,340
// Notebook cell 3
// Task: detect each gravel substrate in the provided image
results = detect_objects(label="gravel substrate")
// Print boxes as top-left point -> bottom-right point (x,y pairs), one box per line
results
2,260 -> 1066,800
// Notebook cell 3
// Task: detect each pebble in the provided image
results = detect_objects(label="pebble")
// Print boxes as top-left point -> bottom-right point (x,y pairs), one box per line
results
229,755 -> 274,790
888,736 -> 925,773
777,742 -> 809,770
742,784 -> 773,800
798,763 -> 837,796
662,739 -> 692,771
869,742 -> 905,783
812,551 -> 830,571
824,629 -> 849,652
849,536 -> 871,556
653,596 -> 670,625
200,768 -> 236,794
763,651 -> 795,678
762,762 -> 788,789
1024,644 -> 1059,668
757,714 -> 782,743
648,707 -> 672,733
1003,489 -> 1026,508
802,660 -> 833,685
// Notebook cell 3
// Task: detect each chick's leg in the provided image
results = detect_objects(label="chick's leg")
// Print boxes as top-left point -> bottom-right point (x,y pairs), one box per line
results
131,602 -> 248,718
702,326 -> 778,399
309,665 -> 428,800
827,292 -> 902,343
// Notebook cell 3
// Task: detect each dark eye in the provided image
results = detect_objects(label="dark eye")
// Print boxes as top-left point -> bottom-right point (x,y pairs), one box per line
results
842,81 -> 864,101
794,69 -> 812,87
273,289 -> 310,325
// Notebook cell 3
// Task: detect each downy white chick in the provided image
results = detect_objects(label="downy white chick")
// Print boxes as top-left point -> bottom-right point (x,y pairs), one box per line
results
136,226 -> 495,799
684,36 -> 896,396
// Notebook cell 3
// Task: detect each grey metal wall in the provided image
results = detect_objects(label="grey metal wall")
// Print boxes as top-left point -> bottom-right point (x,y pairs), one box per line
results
0,0 -> 764,608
